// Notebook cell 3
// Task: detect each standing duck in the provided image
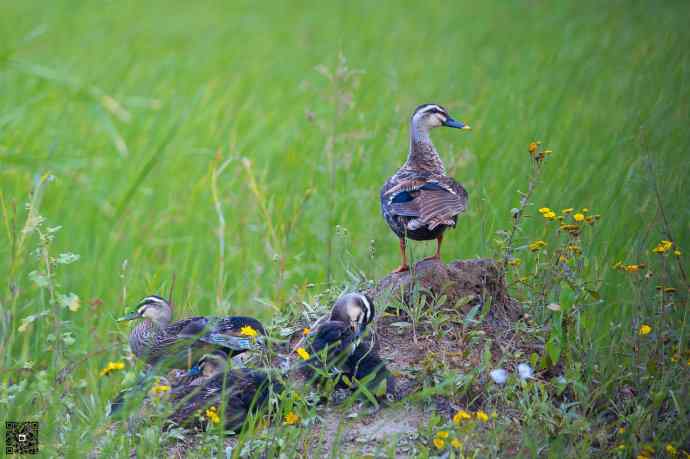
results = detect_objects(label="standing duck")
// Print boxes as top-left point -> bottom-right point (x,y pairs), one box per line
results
117,295 -> 266,370
380,104 -> 470,272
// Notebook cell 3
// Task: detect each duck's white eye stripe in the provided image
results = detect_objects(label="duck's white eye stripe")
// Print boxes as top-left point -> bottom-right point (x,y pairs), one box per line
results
143,296 -> 166,305
418,104 -> 443,115
357,294 -> 371,321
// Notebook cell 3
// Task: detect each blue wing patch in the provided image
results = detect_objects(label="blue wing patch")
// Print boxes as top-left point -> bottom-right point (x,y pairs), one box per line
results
185,365 -> 202,377
420,183 -> 445,191
391,191 -> 413,203
200,334 -> 253,350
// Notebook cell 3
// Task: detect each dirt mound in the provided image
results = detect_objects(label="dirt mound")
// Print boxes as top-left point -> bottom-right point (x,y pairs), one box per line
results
369,258 -> 519,320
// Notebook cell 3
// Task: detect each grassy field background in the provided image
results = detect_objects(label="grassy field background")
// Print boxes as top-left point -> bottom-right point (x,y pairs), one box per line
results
1,0 -> 689,456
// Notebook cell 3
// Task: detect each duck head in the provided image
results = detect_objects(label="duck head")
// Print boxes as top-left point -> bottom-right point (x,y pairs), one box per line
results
330,293 -> 375,337
187,350 -> 229,378
117,295 -> 172,327
411,103 -> 471,132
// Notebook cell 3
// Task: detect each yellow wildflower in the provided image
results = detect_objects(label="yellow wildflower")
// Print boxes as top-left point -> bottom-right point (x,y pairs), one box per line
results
562,208 -> 574,214
618,427 -> 626,434
451,438 -> 463,449
671,354 -> 679,363
664,287 -> 676,293
284,411 -> 300,425
615,444 -> 625,451
436,431 -> 449,438
641,445 -> 655,456
581,208 -> 589,212
528,142 -> 538,155
296,347 -> 310,361
543,211 -> 557,220
567,244 -> 581,254
528,240 -> 547,252
673,249 -> 681,256
303,327 -> 310,336
508,258 -> 521,267
666,444 -> 677,455
453,409 -> 472,424
624,264 -> 641,273
560,224 -> 580,234
151,384 -> 171,395
99,361 -> 125,377
476,410 -> 489,423
573,213 -> 585,222
653,240 -> 673,254
638,324 -> 652,336
205,406 -> 220,424
433,438 -> 445,449
538,207 -> 551,214
240,325 -> 258,337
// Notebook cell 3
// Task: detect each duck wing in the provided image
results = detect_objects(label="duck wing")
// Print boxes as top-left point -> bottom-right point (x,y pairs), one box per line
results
198,316 -> 266,351
146,317 -> 211,365
169,368 -> 276,430
386,175 -> 468,230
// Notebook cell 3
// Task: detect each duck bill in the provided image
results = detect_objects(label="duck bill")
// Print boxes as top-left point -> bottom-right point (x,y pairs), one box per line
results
351,321 -> 362,339
185,365 -> 202,377
443,116 -> 471,130
116,311 -> 140,322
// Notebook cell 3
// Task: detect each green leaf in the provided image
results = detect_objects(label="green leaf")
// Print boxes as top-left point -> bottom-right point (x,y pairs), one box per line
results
545,333 -> 561,366
28,270 -> 50,288
356,381 -> 379,407
56,252 -> 80,264
58,292 -> 81,312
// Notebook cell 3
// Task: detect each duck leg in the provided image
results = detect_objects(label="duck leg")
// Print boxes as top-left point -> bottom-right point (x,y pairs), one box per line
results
392,238 -> 409,273
423,234 -> 443,262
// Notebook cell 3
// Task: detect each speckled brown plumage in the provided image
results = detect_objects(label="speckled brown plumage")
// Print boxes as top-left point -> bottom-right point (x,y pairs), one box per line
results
380,104 -> 470,272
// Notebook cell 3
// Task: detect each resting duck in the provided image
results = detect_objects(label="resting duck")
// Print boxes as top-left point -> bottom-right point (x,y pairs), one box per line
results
380,104 -> 470,272
302,293 -> 394,398
168,349 -> 279,432
117,295 -> 265,370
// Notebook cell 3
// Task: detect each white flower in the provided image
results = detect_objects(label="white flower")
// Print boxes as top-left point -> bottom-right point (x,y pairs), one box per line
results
517,363 -> 534,380
490,368 -> 508,384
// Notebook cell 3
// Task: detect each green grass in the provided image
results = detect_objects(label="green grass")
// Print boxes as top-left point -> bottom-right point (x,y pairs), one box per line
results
1,0 -> 689,457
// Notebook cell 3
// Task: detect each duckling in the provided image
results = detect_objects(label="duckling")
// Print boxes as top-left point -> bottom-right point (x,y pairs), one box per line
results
168,350 -> 280,432
117,295 -> 265,370
380,104 -> 470,272
302,293 -> 394,398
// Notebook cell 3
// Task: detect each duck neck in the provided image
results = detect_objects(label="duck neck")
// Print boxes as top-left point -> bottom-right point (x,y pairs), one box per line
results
129,318 -> 166,357
403,122 -> 445,174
